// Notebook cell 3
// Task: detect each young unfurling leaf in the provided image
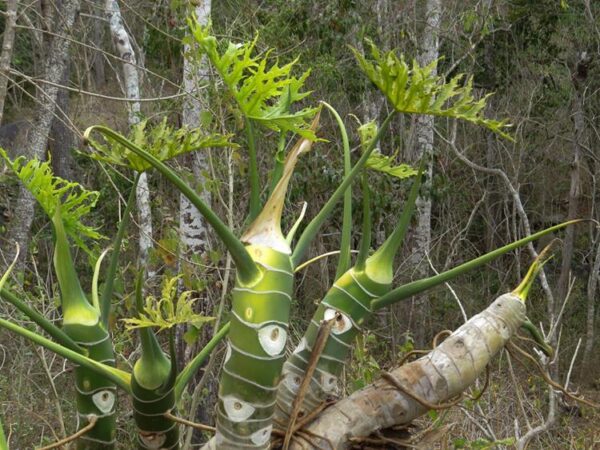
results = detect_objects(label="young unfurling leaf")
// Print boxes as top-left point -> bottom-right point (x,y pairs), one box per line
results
351,40 -> 513,140
358,121 -> 417,180
0,147 -> 103,251
365,152 -> 417,179
123,275 -> 213,331
85,118 -> 236,172
189,20 -> 319,140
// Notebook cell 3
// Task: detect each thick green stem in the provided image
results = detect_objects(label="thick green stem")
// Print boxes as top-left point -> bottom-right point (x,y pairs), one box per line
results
245,118 -> 261,221
132,352 -> 178,450
354,174 -> 371,271
101,173 -> 140,326
84,126 -> 261,286
131,271 -> 178,449
0,318 -> 131,392
269,132 -> 287,195
0,416 -> 6,450
291,111 -> 396,267
365,159 -> 424,284
213,125 -> 318,448
53,210 -> 119,448
52,210 -> 101,327
0,288 -> 82,353
321,102 -> 352,281
373,220 -> 583,310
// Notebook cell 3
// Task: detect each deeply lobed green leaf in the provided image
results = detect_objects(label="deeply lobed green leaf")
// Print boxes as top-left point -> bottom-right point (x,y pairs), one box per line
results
85,117 -> 235,172
351,40 -> 513,140
0,147 -> 103,252
189,20 -> 319,139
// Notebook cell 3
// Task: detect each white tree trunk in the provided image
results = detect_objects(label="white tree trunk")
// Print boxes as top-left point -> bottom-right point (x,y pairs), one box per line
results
105,0 -> 154,278
3,0 -> 80,271
180,1 -> 212,259
179,3 -> 214,444
407,0 -> 441,346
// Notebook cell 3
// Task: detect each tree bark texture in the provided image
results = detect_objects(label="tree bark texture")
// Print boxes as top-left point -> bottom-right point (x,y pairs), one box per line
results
406,0 -> 441,347
291,294 -> 526,449
583,233 -> 600,373
179,0 -> 212,261
105,0 -> 154,278
3,0 -> 81,272
178,0 -> 215,440
0,0 -> 18,125
91,0 -> 106,87
49,62 -> 76,181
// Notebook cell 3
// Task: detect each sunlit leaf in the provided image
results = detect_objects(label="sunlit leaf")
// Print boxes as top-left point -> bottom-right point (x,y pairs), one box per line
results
123,275 -> 213,331
85,118 -> 236,172
189,20 -> 319,139
351,40 -> 513,140
0,147 -> 103,251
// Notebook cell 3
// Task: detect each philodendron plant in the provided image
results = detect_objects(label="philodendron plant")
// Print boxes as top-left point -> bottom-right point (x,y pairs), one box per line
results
85,26 -> 577,450
0,21 -> 585,450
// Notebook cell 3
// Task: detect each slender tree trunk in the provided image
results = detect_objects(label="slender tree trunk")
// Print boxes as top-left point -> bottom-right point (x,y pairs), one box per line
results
406,0 -> 441,347
0,0 -> 18,125
178,2 -> 215,443
556,90 -> 585,305
179,1 -> 212,265
582,232 -> 600,375
105,0 -> 154,279
91,1 -> 106,87
49,63 -> 76,181
3,0 -> 80,272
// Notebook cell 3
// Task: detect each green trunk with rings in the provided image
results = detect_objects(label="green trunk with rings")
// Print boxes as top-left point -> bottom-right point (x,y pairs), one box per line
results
215,245 -> 293,449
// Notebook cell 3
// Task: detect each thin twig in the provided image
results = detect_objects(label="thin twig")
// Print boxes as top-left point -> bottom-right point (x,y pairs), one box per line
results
37,415 -> 98,450
164,411 -> 215,432
432,329 -> 452,348
349,434 -> 419,448
292,400 -> 335,433
381,371 -> 463,410
564,338 -> 582,391
507,342 -> 599,408
399,349 -> 430,366
467,365 -> 490,401
283,317 -> 335,449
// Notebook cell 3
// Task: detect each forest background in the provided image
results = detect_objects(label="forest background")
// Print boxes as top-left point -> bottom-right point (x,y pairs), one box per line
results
0,0 -> 599,448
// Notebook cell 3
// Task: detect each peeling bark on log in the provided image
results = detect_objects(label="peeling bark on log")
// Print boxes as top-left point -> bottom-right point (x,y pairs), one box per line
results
290,294 -> 526,449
